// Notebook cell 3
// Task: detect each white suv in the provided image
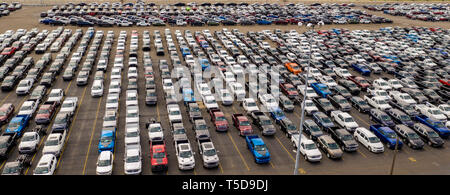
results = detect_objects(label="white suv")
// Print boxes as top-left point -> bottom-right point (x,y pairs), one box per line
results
354,127 -> 384,153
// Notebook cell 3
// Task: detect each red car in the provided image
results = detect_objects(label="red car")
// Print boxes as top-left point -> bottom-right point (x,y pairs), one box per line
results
35,102 -> 57,125
280,83 -> 299,99
439,79 -> 450,86
232,113 -> 253,136
348,76 -> 371,90
209,108 -> 228,132
150,140 -> 168,172
0,103 -> 14,125
1,47 -> 16,56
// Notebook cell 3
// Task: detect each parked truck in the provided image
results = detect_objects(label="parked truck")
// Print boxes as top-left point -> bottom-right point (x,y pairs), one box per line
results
174,134 -> 195,170
245,135 -> 271,164
232,113 -> 253,136
364,95 -> 392,111
369,124 -> 403,150
4,114 -> 31,137
415,115 -> 450,139
196,135 -> 219,168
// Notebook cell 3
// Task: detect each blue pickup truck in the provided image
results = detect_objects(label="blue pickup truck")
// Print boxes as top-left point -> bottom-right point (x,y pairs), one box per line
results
415,115 -> 450,139
370,125 -> 403,149
351,63 -> 371,76
4,114 -> 31,137
199,58 -> 210,70
311,83 -> 332,98
98,128 -> 116,153
181,47 -> 191,57
245,135 -> 270,164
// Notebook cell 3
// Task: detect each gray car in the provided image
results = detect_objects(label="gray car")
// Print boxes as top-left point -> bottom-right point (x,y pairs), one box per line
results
317,135 -> 343,159
330,129 -> 359,152
401,88 -> 428,104
394,125 -> 424,150
279,95 -> 295,112
187,103 -> 202,123
76,70 -> 89,86
254,114 -> 276,136
329,95 -> 351,112
303,119 -> 324,140
145,89 -> 157,106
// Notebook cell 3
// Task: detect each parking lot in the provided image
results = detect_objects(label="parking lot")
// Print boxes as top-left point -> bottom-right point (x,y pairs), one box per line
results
0,3 -> 449,175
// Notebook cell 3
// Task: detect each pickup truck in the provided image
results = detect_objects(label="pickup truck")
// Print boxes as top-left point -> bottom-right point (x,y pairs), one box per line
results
351,63 -> 371,76
415,115 -> 450,139
330,111 -> 359,132
311,83 -> 332,98
364,95 -> 392,111
149,140 -> 168,172
249,111 -> 276,136
245,135 -> 271,164
197,137 -> 219,168
369,125 -> 403,150
348,76 -> 371,91
291,133 -> 322,162
60,97 -> 78,117
209,108 -> 228,132
4,114 -> 30,137
232,114 -> 253,136
174,135 -> 195,170
414,104 -> 447,122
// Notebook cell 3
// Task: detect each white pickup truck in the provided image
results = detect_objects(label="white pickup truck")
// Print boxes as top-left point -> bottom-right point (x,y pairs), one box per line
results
60,97 -> 78,117
389,91 -> 417,107
330,110 -> 359,132
364,95 -> 392,111
291,133 -> 322,162
415,104 -> 447,122
367,88 -> 391,101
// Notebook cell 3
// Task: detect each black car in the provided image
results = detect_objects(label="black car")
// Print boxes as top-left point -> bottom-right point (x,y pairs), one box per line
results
279,118 -> 297,138
329,128 -> 358,152
349,96 -> 371,113
412,123 -> 444,148
338,80 -> 360,95
303,119 -> 324,140
0,134 -> 16,159
333,85 -> 352,99
328,95 -> 351,112
393,125 -> 424,150
1,75 -> 18,91
313,98 -> 336,115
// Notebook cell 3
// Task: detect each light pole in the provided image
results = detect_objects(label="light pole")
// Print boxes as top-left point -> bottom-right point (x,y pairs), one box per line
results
294,28 -> 313,175
389,135 -> 399,175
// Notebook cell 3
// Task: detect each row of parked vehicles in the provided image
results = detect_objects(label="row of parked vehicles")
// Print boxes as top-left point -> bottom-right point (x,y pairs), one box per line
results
39,2 -> 392,27
0,2 -> 21,17
364,3 -> 449,22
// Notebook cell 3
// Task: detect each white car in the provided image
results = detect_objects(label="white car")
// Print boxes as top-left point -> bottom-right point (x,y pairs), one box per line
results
291,134 -> 322,162
228,82 -> 246,100
110,67 -> 122,80
196,82 -> 212,98
103,110 -> 117,129
127,66 -> 138,79
60,97 -> 78,116
125,125 -> 140,149
224,56 -> 236,66
389,91 -> 417,106
108,81 -> 121,95
176,141 -> 195,170
33,154 -> 57,175
203,95 -> 219,111
162,79 -> 174,93
259,41 -> 270,49
242,98 -> 259,113
47,88 -> 64,105
334,67 -> 352,78
91,80 -> 104,97
218,89 -> 233,106
105,94 -> 119,112
185,55 -> 195,65
16,78 -> 34,95
167,104 -> 182,124
147,122 -> 164,142
415,104 -> 447,122
330,111 -> 359,132
19,132 -> 40,154
364,95 -> 392,111
308,68 -> 322,78
42,132 -> 67,157
259,94 -> 279,111
126,90 -> 138,107
230,64 -> 244,77
96,151 -> 113,175
298,85 -> 319,99
18,101 -> 38,116
237,55 -> 249,65
438,104 -> 450,119
304,99 -> 319,115
221,71 -> 236,83
388,79 -> 403,89
367,89 -> 391,101
354,127 -> 384,153
125,108 -> 139,126
124,147 -> 142,175
318,75 -> 337,89
373,78 -> 392,91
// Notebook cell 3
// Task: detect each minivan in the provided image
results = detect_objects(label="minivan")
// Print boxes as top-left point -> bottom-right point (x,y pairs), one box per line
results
354,127 -> 384,153
91,80 -> 104,98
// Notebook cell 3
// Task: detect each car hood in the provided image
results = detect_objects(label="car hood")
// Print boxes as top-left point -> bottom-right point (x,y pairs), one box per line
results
36,113 -> 50,119
96,165 -> 112,173
305,149 -> 322,157
215,121 -> 228,126
125,161 -> 141,171
203,155 -> 219,163
410,139 -> 424,147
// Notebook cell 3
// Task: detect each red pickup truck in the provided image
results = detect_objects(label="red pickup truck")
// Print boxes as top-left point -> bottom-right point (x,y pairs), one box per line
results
232,114 -> 253,136
150,140 -> 168,172
348,76 -> 371,91
209,108 -> 228,132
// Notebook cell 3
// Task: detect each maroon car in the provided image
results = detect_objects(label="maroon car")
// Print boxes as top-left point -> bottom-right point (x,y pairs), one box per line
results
348,76 -> 371,91
0,103 -> 14,125
209,108 -> 229,132
35,102 -> 57,125
280,83 -> 299,99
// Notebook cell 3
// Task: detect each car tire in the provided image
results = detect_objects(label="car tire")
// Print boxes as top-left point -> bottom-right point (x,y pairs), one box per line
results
341,145 -> 345,151
408,142 -> 412,148
304,154 -> 308,161
428,141 -> 432,146
368,146 -> 372,152
326,153 -> 330,158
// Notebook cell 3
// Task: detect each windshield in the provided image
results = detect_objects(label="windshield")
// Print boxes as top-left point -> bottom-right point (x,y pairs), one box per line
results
98,159 -> 111,167
126,155 -> 140,163
381,115 -> 391,121
204,149 -> 217,156
428,131 -> 440,138
3,166 -> 18,174
126,131 -> 138,137
180,151 -> 192,158
328,142 -> 339,149
305,143 -> 317,150
434,121 -> 445,128
368,137 -> 380,143
45,139 -> 59,146
386,131 -> 397,139
344,117 -> 354,123
37,109 -> 49,114
34,167 -> 49,174
22,135 -> 35,142
341,134 -> 353,141
408,133 -> 420,139
322,117 -> 332,123
254,144 -> 267,151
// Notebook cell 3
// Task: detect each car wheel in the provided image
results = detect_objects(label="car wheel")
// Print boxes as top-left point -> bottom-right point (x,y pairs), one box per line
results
368,146 -> 372,152
341,145 -> 345,151
408,142 -> 412,148
428,141 -> 432,146
304,154 -> 308,160
326,153 -> 330,158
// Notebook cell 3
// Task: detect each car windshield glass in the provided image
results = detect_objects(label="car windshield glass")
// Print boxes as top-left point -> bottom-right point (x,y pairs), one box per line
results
368,137 -> 380,143
49,92 -> 60,97
381,115 -> 391,121
34,167 -> 49,174
126,131 -> 138,137
434,122 -> 445,128
37,109 -> 49,114
190,107 -> 200,112
240,120 -> 250,126
344,117 -> 354,122
216,116 -> 226,121
305,143 -> 317,150
98,159 -> 111,167
126,155 -> 140,163
386,131 -> 397,139
431,110 -> 442,115
45,139 -> 58,146
3,166 -> 18,174
21,106 -> 31,111
22,135 -> 35,142
428,131 -> 440,138
261,119 -> 271,125
400,115 -> 410,121
107,98 -> 118,103
328,142 -> 339,149
322,101 -> 331,106
170,110 -> 180,115
322,117 -> 332,123
180,151 -> 192,158
204,149 -> 217,156
408,133 -> 420,139
248,102 -> 256,107
254,144 -> 266,151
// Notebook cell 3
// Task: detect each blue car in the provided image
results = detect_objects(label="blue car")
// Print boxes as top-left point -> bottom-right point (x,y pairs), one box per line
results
181,47 -> 191,57
415,115 -> 450,139
370,125 -> 403,149
98,128 -> 116,153
199,40 -> 209,48
256,19 -> 272,25
182,88 -> 195,105
199,58 -> 210,70
383,55 -> 401,64
352,63 -> 371,76
4,115 -> 30,137
269,107 -> 286,124
311,83 -> 332,98
245,135 -> 270,164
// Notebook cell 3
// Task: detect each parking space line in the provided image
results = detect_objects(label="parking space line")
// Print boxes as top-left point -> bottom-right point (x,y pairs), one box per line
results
82,97 -> 103,175
408,157 -> 417,162
269,162 -> 275,169
0,92 -> 12,105
218,162 -> 224,174
56,85 -> 87,168
358,150 -> 368,158
274,136 -> 295,162
226,132 -> 250,171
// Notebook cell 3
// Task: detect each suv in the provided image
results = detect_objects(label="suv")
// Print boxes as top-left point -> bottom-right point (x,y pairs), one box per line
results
317,135 -> 343,159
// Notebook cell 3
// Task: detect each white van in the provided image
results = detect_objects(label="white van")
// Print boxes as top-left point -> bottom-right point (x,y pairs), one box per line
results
91,80 -> 104,98
354,127 -> 384,153
33,154 -> 57,175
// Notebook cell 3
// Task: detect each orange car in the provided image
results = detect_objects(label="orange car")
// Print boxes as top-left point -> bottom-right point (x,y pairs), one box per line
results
285,63 -> 302,75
